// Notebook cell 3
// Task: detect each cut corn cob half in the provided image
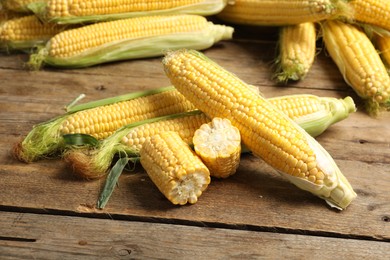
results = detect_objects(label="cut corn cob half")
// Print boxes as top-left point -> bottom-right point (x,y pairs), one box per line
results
193,117 -> 241,178
348,0 -> 390,35
28,14 -> 234,69
217,0 -> 353,26
163,49 -> 356,210
30,0 -> 227,24
0,15 -> 67,50
322,20 -> 390,116
13,86 -> 195,163
65,93 -> 355,180
274,22 -> 317,82
140,131 -> 210,205
2,0 -> 44,13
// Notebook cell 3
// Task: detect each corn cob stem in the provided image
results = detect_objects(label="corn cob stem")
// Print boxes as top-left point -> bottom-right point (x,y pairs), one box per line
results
13,86 -> 194,163
30,0 -> 227,24
28,14 -> 233,69
162,49 -> 356,210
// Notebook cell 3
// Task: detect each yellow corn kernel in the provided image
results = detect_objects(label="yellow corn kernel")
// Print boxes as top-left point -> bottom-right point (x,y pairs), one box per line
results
121,112 -> 209,152
275,22 -> 317,82
217,0 -> 352,26
163,49 -> 356,210
375,34 -> 390,68
349,0 -> 390,32
2,0 -> 42,12
140,131 -> 210,205
322,20 -> 390,116
193,117 -> 241,178
0,15 -> 66,49
60,89 -> 195,140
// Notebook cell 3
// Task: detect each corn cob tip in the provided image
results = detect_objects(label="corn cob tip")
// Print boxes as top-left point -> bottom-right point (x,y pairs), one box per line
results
28,46 -> 47,70
12,138 -> 32,163
64,149 -> 108,180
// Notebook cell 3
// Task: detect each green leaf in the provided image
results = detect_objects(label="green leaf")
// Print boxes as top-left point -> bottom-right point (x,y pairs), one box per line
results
63,133 -> 99,146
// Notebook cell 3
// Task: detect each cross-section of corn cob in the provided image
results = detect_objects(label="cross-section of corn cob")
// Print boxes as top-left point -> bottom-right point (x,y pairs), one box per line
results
0,15 -> 67,50
13,86 -> 195,163
217,0 -> 352,26
28,14 -> 234,69
274,22 -> 317,82
322,20 -> 390,116
65,93 -> 355,180
30,0 -> 227,24
193,117 -> 241,178
140,131 -> 211,205
163,49 -> 356,210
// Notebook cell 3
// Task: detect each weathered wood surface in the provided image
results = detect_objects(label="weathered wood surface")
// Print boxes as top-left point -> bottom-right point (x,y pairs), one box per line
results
1,211 -> 389,260
1,26 -> 389,258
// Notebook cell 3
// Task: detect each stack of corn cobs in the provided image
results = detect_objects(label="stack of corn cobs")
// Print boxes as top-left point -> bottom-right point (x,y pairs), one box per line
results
4,0 -> 390,210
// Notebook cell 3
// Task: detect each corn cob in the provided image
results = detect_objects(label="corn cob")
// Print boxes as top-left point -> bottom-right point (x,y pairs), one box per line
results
0,15 -> 67,50
274,22 -> 317,82
13,86 -> 195,163
217,0 -> 352,26
322,20 -> 390,116
2,0 -> 43,13
140,131 -> 211,205
374,34 -> 390,69
28,14 -> 234,69
65,93 -> 355,180
30,0 -> 227,24
193,117 -> 241,178
348,0 -> 390,34
163,49 -> 356,210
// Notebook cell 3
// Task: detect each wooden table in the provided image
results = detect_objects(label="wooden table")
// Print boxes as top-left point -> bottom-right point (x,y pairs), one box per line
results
1,24 -> 389,259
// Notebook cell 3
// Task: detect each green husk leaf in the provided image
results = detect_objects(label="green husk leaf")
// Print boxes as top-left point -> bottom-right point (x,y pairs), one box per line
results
31,0 -> 227,24
97,156 -> 139,209
63,133 -> 99,146
28,24 -> 234,69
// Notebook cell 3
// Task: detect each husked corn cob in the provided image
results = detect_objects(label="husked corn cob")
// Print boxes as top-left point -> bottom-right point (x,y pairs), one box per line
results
217,0 -> 352,26
275,22 -> 317,82
140,131 -> 211,205
348,0 -> 390,33
322,20 -> 390,115
65,93 -> 355,180
2,0 -> 43,12
13,86 -> 195,163
374,34 -> 390,69
193,117 -> 241,178
28,14 -> 234,69
163,49 -> 356,210
31,0 -> 227,24
0,15 -> 66,50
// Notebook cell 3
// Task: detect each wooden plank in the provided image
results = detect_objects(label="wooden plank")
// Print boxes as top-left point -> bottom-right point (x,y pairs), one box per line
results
0,212 -> 389,259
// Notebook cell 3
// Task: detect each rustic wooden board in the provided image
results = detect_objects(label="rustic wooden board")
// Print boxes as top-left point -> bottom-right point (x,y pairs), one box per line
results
1,27 -> 390,259
1,212 -> 389,259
